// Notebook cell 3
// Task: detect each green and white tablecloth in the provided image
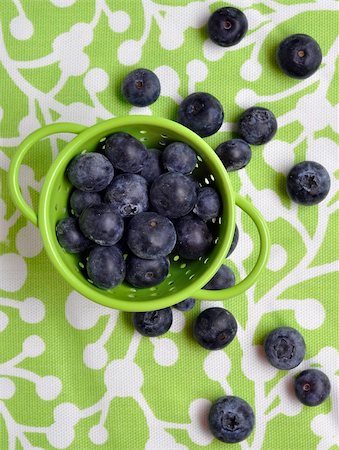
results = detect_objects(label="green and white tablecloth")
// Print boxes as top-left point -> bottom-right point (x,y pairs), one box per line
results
0,0 -> 338,449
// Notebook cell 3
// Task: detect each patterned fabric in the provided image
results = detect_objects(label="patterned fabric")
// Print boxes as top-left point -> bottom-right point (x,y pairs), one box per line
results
0,0 -> 338,449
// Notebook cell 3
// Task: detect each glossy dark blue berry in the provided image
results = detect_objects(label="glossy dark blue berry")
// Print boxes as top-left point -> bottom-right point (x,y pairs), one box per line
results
56,217 -> 92,253
79,204 -> 124,246
104,173 -> 149,217
104,132 -> 148,173
133,308 -> 173,337
193,307 -> 237,350
69,189 -> 102,217
208,7 -> 248,47
239,107 -> 277,145
67,152 -> 114,192
264,327 -> 306,370
277,34 -> 322,79
215,139 -> 252,171
177,92 -> 224,137
150,172 -> 197,218
175,215 -> 213,260
193,187 -> 221,221
209,396 -> 255,443
86,245 -> 125,289
162,142 -> 197,174
173,298 -> 195,311
286,161 -> 331,205
140,148 -> 164,184
126,255 -> 169,288
227,224 -> 239,257
294,369 -> 331,406
127,212 -> 176,259
203,264 -> 235,290
122,68 -> 161,107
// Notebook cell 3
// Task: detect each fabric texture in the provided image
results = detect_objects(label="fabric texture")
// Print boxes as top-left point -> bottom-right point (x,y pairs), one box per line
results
0,0 -> 338,449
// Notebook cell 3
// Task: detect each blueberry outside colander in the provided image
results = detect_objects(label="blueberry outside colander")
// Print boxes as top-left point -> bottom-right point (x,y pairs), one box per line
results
9,117 -> 270,312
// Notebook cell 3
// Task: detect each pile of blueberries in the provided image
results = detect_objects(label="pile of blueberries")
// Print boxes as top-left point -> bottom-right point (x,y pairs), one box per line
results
56,6 -> 332,445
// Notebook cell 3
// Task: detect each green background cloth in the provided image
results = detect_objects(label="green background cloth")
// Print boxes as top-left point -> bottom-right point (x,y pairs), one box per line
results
0,0 -> 338,449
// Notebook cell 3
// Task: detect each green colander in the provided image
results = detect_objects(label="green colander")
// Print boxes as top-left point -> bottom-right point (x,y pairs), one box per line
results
9,117 -> 270,312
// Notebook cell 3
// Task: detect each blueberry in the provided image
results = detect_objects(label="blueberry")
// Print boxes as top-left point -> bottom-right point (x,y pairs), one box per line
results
56,217 -> 92,253
175,215 -> 213,260
193,307 -> 237,350
193,187 -> 221,221
208,396 -> 255,443
140,148 -> 164,184
264,327 -> 306,370
150,172 -> 197,218
227,224 -> 239,257
132,308 -> 173,337
69,189 -> 102,217
203,264 -> 235,290
67,152 -> 114,192
104,173 -> 149,217
173,298 -> 195,311
277,34 -> 322,79
122,68 -> 161,107
126,255 -> 169,288
79,204 -> 124,246
86,245 -> 125,289
294,369 -> 331,406
239,107 -> 277,145
127,212 -> 176,259
286,161 -> 331,206
104,132 -> 148,173
215,139 -> 252,171
177,92 -> 224,137
208,7 -> 248,47
162,142 -> 197,174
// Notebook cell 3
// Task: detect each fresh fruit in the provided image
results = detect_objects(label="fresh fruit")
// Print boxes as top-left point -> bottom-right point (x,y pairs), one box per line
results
175,215 -> 213,260
79,204 -> 124,246
193,187 -> 221,221
203,264 -> 235,290
215,139 -> 252,171
226,224 -> 239,257
132,308 -> 173,337
67,152 -> 114,192
286,161 -> 331,205
162,142 -> 197,174
277,34 -> 322,79
294,369 -> 331,406
207,7 -> 248,47
69,190 -> 101,217
104,132 -> 148,173
177,92 -> 224,137
121,68 -> 161,107
127,212 -> 176,259
208,396 -> 255,443
150,172 -> 197,218
239,107 -> 277,145
173,298 -> 196,311
56,217 -> 92,253
104,173 -> 149,217
193,307 -> 237,350
264,327 -> 306,370
126,255 -> 169,288
86,245 -> 125,289
140,148 -> 164,184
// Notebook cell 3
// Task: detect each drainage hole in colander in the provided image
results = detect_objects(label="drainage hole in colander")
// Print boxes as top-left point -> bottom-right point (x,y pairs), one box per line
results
128,294 -> 135,298
79,262 -> 84,268
210,174 -> 215,181
197,155 -> 203,162
185,269 -> 191,275
211,218 -> 217,224
150,292 -> 158,297
180,263 -> 186,269
99,137 -> 106,142
169,286 -> 175,292
204,177 -> 210,185
87,278 -> 93,284
166,273 -> 172,278
140,137 -> 148,142
159,140 -> 166,146
130,288 -> 137,292
204,258 -> 209,264
161,134 -> 168,139
168,280 -> 174,286
81,149 -> 88,154
140,130 -> 147,134
214,237 -> 219,244
218,217 -> 222,224
173,255 -> 180,261
150,287 -> 157,291
189,274 -> 195,280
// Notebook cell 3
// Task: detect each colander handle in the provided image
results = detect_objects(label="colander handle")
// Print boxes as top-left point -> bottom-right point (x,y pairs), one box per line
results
8,123 -> 86,226
194,193 -> 270,300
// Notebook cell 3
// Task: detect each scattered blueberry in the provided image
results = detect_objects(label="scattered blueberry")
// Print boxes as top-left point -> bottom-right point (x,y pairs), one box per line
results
79,204 -> 124,246
69,189 -> 102,217
122,68 -> 161,107
126,255 -> 169,288
140,148 -> 164,184
277,34 -> 322,79
227,224 -> 239,257
286,161 -> 331,205
87,245 -> 125,289
203,264 -> 235,290
173,298 -> 196,311
294,369 -> 331,406
175,214 -> 213,260
239,107 -> 277,145
264,327 -> 306,370
208,7 -> 248,47
209,396 -> 255,443
177,92 -> 224,137
162,142 -> 197,174
133,308 -> 173,337
215,139 -> 252,171
56,217 -> 92,253
150,172 -> 197,218
104,132 -> 148,173
193,307 -> 237,350
67,152 -> 114,192
193,187 -> 221,221
127,212 -> 176,259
